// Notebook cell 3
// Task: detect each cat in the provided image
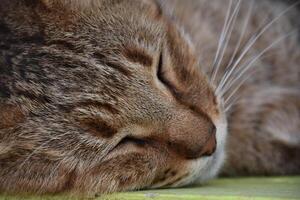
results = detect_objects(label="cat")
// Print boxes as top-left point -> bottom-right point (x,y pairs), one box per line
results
0,0 -> 299,196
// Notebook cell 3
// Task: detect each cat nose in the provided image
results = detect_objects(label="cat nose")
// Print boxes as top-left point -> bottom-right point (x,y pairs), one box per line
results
167,117 -> 217,159
184,124 -> 216,159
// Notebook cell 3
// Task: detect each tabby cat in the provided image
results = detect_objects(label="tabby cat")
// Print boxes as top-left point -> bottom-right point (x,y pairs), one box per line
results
0,0 -> 299,195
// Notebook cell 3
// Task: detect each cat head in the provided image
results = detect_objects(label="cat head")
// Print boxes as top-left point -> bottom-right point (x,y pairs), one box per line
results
0,0 -> 227,194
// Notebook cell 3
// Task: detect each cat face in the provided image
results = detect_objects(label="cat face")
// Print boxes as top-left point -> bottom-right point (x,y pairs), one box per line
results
0,0 -> 227,194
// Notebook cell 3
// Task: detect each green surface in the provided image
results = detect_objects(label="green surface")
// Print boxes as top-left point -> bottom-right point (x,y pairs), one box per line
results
1,177 -> 300,200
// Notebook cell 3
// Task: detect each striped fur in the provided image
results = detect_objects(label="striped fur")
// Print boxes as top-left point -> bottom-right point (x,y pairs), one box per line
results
0,0 -> 299,196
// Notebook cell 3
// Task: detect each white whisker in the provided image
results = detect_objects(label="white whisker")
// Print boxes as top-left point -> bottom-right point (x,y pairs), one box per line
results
216,0 -> 254,94
17,132 -> 73,170
222,30 -> 297,100
224,69 -> 256,107
210,0 -> 233,81
223,51 -> 280,109
218,0 -> 300,96
225,94 -> 240,113
211,0 -> 242,83
18,139 -> 55,170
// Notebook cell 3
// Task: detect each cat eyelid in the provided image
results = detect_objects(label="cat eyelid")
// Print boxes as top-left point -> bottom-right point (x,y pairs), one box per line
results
156,50 -> 168,86
157,51 -> 164,78
156,51 -> 180,97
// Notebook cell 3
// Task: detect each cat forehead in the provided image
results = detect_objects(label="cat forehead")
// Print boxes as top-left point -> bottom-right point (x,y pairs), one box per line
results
41,0 -> 159,9
41,0 -> 162,15
39,0 -> 165,50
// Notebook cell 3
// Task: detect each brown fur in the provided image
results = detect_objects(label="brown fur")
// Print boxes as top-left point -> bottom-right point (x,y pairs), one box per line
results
0,0 -> 299,196
162,0 -> 300,175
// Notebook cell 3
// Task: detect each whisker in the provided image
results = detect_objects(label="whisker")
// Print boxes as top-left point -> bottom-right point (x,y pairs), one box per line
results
18,132 -> 78,170
218,0 -> 300,95
211,0 -> 242,83
225,94 -> 240,113
216,0 -> 254,94
224,50 -> 280,109
38,160 -> 65,193
210,0 -> 233,81
223,30 -> 297,103
224,69 -> 256,107
223,49 -> 281,110
18,138 -> 57,170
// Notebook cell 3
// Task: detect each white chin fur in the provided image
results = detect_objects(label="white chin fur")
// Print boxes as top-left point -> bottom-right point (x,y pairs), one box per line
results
173,117 -> 228,187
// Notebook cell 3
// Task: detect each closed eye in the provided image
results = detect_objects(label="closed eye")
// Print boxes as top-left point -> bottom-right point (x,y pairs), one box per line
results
117,136 -> 148,147
156,51 -> 180,97
156,51 -> 166,85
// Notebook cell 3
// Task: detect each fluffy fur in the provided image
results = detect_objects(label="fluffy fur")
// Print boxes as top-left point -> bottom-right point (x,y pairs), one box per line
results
0,0 -> 299,196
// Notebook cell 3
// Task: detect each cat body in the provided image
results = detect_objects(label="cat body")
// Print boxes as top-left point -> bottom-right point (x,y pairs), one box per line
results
0,0 -> 299,195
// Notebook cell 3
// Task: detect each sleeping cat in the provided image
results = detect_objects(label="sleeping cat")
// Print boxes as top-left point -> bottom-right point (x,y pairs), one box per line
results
0,0 -> 299,195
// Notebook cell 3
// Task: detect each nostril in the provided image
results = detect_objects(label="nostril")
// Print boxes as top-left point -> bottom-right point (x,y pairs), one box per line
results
200,131 -> 217,157
171,130 -> 217,160
210,124 -> 216,135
